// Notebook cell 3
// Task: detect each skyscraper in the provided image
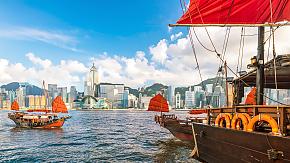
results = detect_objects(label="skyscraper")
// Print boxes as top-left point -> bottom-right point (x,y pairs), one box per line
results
57,87 -> 67,103
16,86 -> 26,108
166,86 -> 175,107
175,92 -> 181,109
48,84 -> 58,99
84,64 -> 99,96
69,86 -> 78,102
185,88 -> 195,109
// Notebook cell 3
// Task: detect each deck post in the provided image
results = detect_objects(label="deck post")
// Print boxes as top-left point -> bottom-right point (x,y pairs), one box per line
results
256,26 -> 265,105
279,107 -> 286,136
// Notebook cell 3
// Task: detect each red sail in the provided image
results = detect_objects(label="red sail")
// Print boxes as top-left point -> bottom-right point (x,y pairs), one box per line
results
245,87 -> 256,105
148,94 -> 169,112
177,0 -> 290,25
52,96 -> 68,113
11,100 -> 19,111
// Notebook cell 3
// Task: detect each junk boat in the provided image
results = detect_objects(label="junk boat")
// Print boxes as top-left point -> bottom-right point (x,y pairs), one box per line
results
8,84 -> 71,128
153,0 -> 290,162
148,94 -> 207,142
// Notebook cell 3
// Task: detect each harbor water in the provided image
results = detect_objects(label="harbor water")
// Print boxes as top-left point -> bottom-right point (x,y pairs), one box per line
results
0,110 -> 197,162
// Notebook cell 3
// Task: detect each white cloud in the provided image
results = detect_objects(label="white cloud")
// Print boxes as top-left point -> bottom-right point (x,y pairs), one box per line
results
168,26 -> 172,33
1,27 -> 290,91
149,39 -> 168,64
0,53 -> 87,90
170,32 -> 183,41
26,52 -> 52,68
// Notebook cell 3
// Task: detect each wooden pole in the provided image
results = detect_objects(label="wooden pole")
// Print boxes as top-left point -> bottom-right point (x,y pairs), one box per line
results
256,27 -> 265,105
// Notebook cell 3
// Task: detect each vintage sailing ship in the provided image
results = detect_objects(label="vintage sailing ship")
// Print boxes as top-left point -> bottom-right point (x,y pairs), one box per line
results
8,82 -> 71,129
8,96 -> 71,128
153,0 -> 290,162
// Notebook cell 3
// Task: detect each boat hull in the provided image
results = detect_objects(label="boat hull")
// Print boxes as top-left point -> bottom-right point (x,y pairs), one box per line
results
192,123 -> 290,162
155,114 -> 193,142
8,113 -> 71,129
159,117 -> 193,142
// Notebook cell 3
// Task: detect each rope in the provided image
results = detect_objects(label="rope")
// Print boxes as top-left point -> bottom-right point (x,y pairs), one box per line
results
180,0 -> 203,84
191,0 -> 221,56
237,27 -> 244,73
188,28 -> 204,83
271,26 -> 280,128
239,28 -> 246,72
191,28 -> 216,52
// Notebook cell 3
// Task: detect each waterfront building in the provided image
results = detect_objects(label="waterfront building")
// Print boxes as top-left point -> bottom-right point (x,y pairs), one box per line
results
96,83 -> 125,108
0,93 -> 6,108
194,85 -> 202,92
8,91 -> 16,103
175,92 -> 181,109
138,92 -> 142,108
69,86 -> 78,102
140,96 -> 152,109
123,88 -> 129,108
211,86 -> 226,107
16,86 -> 26,108
128,94 -> 137,108
84,64 -> 99,96
48,84 -> 58,99
81,96 -> 109,109
30,95 -> 46,108
57,87 -> 67,103
166,86 -> 175,107
0,88 -> 6,93
48,84 -> 57,106
185,87 -> 195,109
27,95 -> 35,109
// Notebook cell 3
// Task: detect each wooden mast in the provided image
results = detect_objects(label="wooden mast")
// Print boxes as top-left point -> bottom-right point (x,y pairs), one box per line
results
256,27 -> 265,106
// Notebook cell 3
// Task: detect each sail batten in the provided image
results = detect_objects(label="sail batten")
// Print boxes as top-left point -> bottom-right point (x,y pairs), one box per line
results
177,0 -> 290,26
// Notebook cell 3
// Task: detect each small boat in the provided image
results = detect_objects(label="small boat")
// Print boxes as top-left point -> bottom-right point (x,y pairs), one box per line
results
148,94 -> 206,142
8,96 -> 71,129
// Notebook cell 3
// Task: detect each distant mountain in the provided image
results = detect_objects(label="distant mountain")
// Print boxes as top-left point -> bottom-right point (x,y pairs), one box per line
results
125,87 -> 139,97
0,82 -> 19,91
144,83 -> 168,97
1,82 -> 43,95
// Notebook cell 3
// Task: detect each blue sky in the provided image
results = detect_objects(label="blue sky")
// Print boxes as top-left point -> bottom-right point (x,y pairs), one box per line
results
0,0 -> 184,64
